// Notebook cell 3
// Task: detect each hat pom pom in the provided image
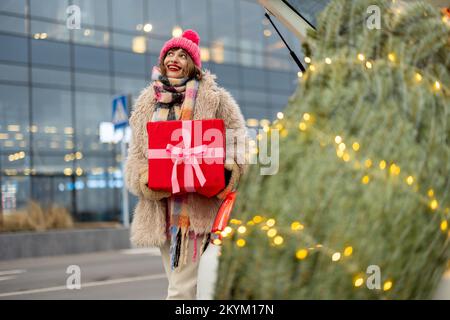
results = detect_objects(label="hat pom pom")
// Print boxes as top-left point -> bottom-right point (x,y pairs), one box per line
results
182,29 -> 200,46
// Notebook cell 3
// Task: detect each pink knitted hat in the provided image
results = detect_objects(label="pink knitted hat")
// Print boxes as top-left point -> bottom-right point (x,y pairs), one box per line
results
159,29 -> 202,69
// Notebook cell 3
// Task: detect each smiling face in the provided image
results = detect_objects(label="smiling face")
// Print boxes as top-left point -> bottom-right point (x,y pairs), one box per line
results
163,48 -> 189,78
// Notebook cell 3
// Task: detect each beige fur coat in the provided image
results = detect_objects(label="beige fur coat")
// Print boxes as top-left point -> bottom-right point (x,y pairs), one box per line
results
124,70 -> 248,247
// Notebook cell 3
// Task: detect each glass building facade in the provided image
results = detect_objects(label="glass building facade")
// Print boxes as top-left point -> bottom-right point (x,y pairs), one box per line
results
0,0 -> 309,222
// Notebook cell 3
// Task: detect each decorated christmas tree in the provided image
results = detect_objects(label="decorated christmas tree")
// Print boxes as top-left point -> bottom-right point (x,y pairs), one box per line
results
215,0 -> 450,299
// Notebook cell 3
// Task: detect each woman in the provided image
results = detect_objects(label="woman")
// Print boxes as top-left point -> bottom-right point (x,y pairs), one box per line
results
124,29 -> 247,300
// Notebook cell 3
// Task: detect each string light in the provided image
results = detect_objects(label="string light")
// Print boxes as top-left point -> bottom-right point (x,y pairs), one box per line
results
236,239 -> 246,247
406,176 -> 414,185
383,280 -> 393,291
273,236 -> 284,245
362,175 -> 370,184
266,218 -> 276,227
298,122 -> 307,131
434,81 -> 441,91
225,81 -> 446,302
344,246 -> 353,257
354,276 -> 364,287
230,219 -> 242,225
238,226 -> 247,234
297,71 -> 303,78
343,153 -> 350,162
252,215 -> 263,224
331,252 -> 341,262
230,49 -> 449,287
213,239 -> 222,245
388,52 -> 396,62
267,228 -> 277,238
430,199 -> 438,210
291,221 -> 304,231
415,73 -> 422,82
300,111 -> 447,218
296,249 -> 308,260
389,163 -> 401,176
309,65 -> 316,71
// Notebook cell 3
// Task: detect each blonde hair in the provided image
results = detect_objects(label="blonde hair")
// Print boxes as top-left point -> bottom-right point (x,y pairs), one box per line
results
160,48 -> 203,80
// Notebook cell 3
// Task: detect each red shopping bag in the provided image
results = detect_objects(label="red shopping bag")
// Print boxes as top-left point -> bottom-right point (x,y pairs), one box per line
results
211,191 -> 237,241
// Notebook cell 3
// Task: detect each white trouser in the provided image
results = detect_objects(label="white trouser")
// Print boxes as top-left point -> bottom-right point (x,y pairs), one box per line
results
159,238 -> 220,300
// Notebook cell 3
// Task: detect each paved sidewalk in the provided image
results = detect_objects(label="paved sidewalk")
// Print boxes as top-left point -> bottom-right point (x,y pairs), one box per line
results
0,248 -> 167,300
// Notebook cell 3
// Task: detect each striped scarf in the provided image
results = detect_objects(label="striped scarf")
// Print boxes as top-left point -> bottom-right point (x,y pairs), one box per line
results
151,66 -> 196,121
150,66 -> 208,270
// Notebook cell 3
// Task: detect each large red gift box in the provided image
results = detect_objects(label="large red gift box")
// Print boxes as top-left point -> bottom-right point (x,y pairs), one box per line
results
146,119 -> 226,198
